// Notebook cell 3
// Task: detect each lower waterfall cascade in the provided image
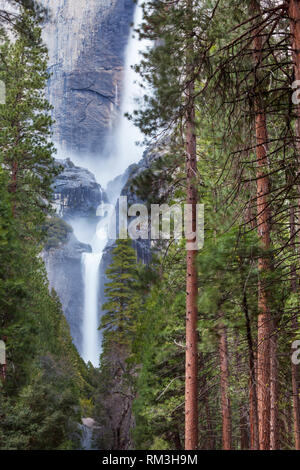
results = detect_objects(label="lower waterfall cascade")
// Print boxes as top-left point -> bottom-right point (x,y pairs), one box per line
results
81,253 -> 102,366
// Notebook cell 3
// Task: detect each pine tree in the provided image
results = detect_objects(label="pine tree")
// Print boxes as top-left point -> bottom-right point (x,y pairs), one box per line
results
101,239 -> 139,343
133,0 -> 218,448
0,9 -> 94,450
96,239 -> 141,450
0,11 -> 57,233
130,0 -> 300,450
249,0 -> 272,450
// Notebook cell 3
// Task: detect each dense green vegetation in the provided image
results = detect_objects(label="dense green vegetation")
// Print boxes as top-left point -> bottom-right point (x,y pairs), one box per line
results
93,240 -> 141,450
97,0 -> 300,451
43,217 -> 73,250
2,0 -> 300,452
0,8 -> 93,450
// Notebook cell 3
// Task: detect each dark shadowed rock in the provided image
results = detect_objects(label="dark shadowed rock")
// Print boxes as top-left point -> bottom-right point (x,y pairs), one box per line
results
43,231 -> 91,354
53,158 -> 107,219
119,144 -> 165,264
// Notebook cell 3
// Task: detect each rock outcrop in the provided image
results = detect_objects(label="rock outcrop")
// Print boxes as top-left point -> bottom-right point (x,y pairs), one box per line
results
42,0 -> 135,155
53,158 -> 107,219
43,232 -> 91,353
119,143 -> 166,264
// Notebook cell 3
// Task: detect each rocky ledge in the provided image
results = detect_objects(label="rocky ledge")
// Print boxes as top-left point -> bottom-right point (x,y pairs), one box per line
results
53,158 -> 107,219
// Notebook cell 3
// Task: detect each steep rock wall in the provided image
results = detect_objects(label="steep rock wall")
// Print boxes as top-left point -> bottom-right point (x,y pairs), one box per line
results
42,0 -> 135,155
43,233 -> 91,353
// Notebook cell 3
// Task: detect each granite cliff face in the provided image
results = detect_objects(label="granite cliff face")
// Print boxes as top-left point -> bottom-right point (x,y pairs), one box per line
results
119,143 -> 166,264
42,0 -> 135,155
43,232 -> 91,353
53,158 -> 107,219
98,144 -> 163,312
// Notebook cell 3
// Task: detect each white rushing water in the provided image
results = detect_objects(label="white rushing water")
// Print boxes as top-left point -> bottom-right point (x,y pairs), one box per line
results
78,3 -> 148,367
109,2 -> 148,182
80,199 -> 113,367
81,253 -> 102,366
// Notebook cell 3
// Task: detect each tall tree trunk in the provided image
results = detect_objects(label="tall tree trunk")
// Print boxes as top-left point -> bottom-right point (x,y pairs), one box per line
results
184,0 -> 198,450
291,301 -> 300,449
244,187 -> 259,449
290,203 -> 300,449
270,319 -> 279,450
291,329 -> 300,449
255,71 -> 271,454
185,73 -> 198,450
250,0 -> 271,450
288,0 -> 300,450
219,321 -> 232,450
243,288 -> 259,449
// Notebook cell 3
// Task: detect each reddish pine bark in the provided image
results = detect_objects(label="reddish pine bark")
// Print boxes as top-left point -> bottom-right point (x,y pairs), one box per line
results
185,74 -> 198,450
244,196 -> 259,449
290,203 -> 300,450
250,0 -> 272,450
288,0 -> 300,450
219,322 -> 232,450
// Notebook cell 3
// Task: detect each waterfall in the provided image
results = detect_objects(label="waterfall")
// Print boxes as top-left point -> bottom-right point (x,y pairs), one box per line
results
49,2 -> 149,367
110,2 -> 148,179
81,253 -> 102,366
78,2 -> 148,368
80,199 -> 112,366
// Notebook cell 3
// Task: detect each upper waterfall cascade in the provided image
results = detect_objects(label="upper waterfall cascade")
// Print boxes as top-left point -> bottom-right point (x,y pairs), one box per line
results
62,1 -> 150,187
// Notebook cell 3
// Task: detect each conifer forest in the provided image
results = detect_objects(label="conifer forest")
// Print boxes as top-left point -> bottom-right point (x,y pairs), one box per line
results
1,0 -> 300,453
